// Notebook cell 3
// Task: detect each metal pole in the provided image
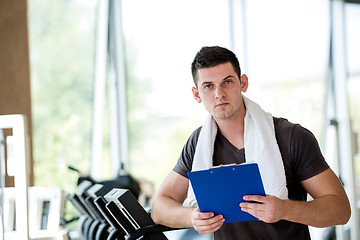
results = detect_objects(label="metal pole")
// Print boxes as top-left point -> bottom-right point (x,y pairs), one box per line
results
109,0 -> 129,173
91,0 -> 110,180
228,0 -> 248,74
330,0 -> 358,239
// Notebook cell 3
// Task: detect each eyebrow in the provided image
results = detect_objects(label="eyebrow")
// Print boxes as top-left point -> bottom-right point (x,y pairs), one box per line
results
223,75 -> 234,81
200,75 -> 234,86
201,81 -> 212,86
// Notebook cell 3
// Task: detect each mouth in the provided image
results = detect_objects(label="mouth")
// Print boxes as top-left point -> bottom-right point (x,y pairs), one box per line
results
215,102 -> 229,108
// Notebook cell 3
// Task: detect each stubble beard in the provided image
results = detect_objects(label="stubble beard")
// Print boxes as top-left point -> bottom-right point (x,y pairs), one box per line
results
213,103 -> 243,121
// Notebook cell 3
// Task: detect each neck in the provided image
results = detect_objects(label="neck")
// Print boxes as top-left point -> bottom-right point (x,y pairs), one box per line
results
215,107 -> 246,150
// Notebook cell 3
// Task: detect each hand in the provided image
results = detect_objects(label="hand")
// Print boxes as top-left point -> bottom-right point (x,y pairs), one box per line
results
191,207 -> 225,234
239,195 -> 285,223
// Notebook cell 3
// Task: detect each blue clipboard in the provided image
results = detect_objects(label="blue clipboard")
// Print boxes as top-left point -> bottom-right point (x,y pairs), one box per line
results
188,163 -> 266,223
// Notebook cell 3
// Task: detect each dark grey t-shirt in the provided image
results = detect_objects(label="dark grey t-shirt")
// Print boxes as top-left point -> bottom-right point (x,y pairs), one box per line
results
173,117 -> 329,240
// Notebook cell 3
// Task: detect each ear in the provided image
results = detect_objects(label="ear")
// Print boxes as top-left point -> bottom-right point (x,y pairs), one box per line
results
240,74 -> 249,93
192,87 -> 202,103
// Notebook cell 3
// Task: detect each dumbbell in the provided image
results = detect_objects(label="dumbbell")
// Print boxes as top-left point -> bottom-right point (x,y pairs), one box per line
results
104,188 -> 168,240
94,196 -> 126,240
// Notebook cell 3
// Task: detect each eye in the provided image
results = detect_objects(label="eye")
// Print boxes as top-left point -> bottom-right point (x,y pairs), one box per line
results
204,84 -> 213,89
225,80 -> 233,84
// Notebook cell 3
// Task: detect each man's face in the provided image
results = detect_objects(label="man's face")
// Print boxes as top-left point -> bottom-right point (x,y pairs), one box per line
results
192,62 -> 248,121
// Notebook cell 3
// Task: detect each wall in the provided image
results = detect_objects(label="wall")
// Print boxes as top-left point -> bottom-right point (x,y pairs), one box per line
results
0,0 -> 34,186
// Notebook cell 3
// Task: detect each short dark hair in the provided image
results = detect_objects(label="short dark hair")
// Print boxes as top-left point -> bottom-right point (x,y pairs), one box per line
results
191,46 -> 241,87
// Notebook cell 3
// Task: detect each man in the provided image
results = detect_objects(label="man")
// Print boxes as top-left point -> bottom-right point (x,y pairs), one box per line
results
151,46 -> 350,239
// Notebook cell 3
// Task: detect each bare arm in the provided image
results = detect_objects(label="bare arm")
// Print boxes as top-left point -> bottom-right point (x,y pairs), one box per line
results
151,171 -> 193,228
240,168 -> 351,227
151,171 -> 224,233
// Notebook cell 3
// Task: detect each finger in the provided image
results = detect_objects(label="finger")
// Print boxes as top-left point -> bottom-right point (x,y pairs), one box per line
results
196,221 -> 223,234
240,200 -> 265,210
196,214 -> 224,226
192,207 -> 215,220
195,216 -> 224,229
243,195 -> 266,203
240,203 -> 267,220
194,216 -> 225,234
240,201 -> 266,217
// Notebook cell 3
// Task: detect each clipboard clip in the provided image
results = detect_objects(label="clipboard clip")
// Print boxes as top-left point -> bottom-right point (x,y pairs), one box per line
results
209,163 -> 236,169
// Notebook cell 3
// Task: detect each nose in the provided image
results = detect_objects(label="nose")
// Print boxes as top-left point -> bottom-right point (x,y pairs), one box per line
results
215,86 -> 226,99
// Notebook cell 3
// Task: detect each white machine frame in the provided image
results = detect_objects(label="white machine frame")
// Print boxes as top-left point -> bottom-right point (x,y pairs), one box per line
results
0,114 -> 30,239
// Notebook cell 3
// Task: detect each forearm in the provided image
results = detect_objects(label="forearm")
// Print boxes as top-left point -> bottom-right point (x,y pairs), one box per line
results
282,195 -> 350,228
241,193 -> 350,227
242,169 -> 351,227
151,171 -> 225,233
151,195 -> 194,228
282,169 -> 351,227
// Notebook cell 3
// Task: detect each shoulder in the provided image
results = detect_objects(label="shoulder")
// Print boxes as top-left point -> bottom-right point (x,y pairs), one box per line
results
186,126 -> 203,155
173,126 -> 202,178
273,117 -> 329,181
273,117 -> 314,143
273,116 -> 322,156
273,117 -> 297,145
190,126 -> 202,143
183,126 -> 202,150
273,117 -> 297,132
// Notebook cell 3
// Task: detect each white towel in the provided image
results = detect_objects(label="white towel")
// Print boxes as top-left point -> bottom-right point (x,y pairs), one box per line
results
186,96 -> 288,207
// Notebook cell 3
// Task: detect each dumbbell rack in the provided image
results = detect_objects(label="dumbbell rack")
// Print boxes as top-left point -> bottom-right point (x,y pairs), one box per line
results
67,180 -> 181,240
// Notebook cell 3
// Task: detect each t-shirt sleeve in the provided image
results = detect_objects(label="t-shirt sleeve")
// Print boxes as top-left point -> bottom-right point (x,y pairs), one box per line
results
172,127 -> 201,178
291,124 -> 329,181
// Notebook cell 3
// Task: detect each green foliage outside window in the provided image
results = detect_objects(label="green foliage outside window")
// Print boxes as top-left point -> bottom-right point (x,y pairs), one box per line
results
29,0 -> 95,193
